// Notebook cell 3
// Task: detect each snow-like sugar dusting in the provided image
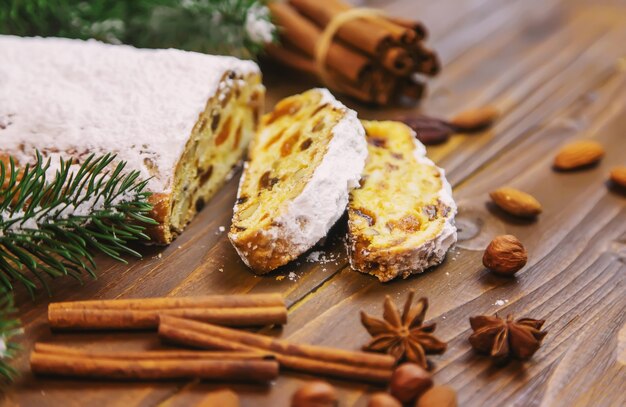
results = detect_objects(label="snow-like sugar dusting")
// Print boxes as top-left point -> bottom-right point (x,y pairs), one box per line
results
0,210 -> 39,235
0,35 -> 259,193
245,4 -> 275,44
306,250 -> 340,265
229,89 -> 367,269
271,89 -> 367,255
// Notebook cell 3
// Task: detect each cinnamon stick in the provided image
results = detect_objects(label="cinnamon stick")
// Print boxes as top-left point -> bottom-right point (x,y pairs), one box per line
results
265,44 -> 376,103
159,316 -> 395,384
370,69 -> 399,106
30,352 -> 279,382
268,2 -> 372,84
289,0 -> 394,56
387,17 -> 428,41
49,293 -> 285,310
412,46 -> 441,76
160,323 -> 392,383
382,47 -> 414,76
48,306 -> 287,330
369,15 -> 417,45
277,352 -> 392,383
160,322 -> 258,352
265,44 -> 318,76
161,315 -> 393,369
34,343 -> 273,361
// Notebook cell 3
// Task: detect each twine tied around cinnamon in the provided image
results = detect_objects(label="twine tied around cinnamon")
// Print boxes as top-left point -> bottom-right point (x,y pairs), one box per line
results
314,7 -> 385,88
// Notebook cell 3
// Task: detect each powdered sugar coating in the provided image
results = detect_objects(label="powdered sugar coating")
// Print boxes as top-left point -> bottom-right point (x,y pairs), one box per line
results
273,90 -> 367,251
231,89 -> 367,266
0,35 -> 259,192
404,134 -> 457,274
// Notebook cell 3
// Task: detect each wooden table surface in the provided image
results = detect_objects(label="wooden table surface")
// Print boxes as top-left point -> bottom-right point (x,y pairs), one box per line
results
3,0 -> 626,406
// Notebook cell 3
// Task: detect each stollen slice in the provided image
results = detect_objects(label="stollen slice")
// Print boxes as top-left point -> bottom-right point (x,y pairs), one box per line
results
229,88 -> 367,273
347,120 -> 457,282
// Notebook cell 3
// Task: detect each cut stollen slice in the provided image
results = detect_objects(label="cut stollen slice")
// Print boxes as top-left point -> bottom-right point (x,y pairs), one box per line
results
347,120 -> 457,282
1,36 -> 264,244
229,88 -> 367,273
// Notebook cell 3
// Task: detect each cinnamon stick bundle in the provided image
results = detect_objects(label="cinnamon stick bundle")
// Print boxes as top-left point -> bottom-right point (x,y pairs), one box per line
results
159,316 -> 395,384
30,352 -> 279,382
289,0 -> 424,74
48,295 -> 287,330
267,0 -> 439,105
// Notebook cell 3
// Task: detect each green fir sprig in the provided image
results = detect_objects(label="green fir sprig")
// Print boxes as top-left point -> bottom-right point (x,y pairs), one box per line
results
0,152 -> 156,381
0,0 -> 276,59
0,290 -> 20,382
0,152 -> 157,296
0,288 -> 22,383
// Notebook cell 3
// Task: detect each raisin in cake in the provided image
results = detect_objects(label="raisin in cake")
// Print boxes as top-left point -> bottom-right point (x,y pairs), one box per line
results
347,120 -> 457,282
0,36 -> 264,244
229,89 -> 367,273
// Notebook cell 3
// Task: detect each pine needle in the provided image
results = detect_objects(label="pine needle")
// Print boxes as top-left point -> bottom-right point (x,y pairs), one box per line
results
0,152 -> 157,296
0,289 -> 20,382
0,152 -> 157,381
0,0 -> 275,59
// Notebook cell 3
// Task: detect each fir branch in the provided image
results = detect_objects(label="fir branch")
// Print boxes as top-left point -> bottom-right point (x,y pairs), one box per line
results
0,0 -> 276,59
0,289 -> 20,382
0,152 -> 158,296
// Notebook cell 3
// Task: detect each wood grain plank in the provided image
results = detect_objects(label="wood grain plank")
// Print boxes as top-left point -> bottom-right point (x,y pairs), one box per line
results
234,46 -> 626,406
3,0 -> 625,405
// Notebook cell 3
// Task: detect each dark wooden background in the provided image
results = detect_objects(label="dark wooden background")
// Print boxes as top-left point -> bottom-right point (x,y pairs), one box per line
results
3,0 -> 626,405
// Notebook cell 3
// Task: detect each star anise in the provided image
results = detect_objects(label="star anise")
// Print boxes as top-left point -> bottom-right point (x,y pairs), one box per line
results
469,314 -> 547,362
360,291 -> 447,369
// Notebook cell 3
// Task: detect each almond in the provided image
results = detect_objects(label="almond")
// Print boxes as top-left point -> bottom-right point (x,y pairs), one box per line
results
450,106 -> 499,131
609,166 -> 626,188
483,235 -> 527,276
489,187 -> 542,218
553,140 -> 604,170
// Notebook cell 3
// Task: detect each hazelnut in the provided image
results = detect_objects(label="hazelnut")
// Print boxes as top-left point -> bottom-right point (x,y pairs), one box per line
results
389,363 -> 433,403
291,380 -> 338,407
367,392 -> 402,407
415,385 -> 457,407
483,235 -> 527,276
